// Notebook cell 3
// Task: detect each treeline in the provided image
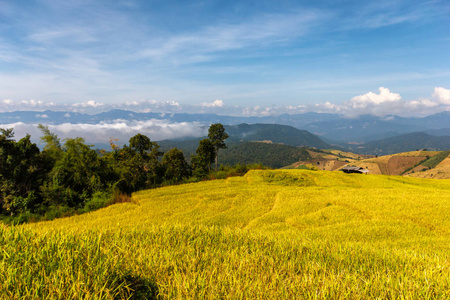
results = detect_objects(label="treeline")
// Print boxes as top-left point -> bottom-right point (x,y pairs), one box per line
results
220,142 -> 312,168
0,124 -> 260,223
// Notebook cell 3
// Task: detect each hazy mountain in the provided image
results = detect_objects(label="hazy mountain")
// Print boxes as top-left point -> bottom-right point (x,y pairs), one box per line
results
349,132 -> 450,155
224,123 -> 331,149
3,110 -> 450,155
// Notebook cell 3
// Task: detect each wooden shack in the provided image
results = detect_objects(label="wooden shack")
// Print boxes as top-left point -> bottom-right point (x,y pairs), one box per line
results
340,166 -> 369,174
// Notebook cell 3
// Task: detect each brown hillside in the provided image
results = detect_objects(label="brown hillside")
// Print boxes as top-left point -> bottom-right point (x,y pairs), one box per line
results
286,149 -> 450,179
406,157 -> 450,179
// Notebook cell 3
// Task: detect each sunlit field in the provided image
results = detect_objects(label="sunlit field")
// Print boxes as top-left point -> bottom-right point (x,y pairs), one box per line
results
1,170 -> 450,299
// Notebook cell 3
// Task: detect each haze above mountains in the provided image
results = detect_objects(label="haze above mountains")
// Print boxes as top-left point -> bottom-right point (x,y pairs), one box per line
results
2,109 -> 450,156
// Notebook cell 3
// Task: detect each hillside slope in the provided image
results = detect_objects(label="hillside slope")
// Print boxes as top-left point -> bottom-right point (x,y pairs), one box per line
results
349,132 -> 450,155
6,170 -> 449,298
225,123 -> 331,149
342,150 -> 450,178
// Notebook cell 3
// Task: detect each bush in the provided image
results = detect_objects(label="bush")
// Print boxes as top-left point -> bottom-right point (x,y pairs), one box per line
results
82,191 -> 112,212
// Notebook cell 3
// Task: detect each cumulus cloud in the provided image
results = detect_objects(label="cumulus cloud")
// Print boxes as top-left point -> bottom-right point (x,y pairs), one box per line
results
432,87 -> 450,105
241,106 -> 273,116
348,87 -> 401,108
1,87 -> 450,118
72,100 -> 105,108
200,100 -> 224,108
314,101 -> 342,113
334,87 -> 450,117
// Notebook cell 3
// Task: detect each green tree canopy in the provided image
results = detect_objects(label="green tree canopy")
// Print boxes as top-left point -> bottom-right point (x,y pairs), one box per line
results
191,139 -> 215,178
162,148 -> 190,182
208,123 -> 229,171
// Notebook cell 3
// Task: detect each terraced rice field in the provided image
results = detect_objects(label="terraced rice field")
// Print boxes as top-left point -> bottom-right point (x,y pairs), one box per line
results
1,170 -> 450,299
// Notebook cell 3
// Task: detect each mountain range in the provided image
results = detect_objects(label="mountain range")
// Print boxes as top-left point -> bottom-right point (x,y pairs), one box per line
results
2,109 -> 450,155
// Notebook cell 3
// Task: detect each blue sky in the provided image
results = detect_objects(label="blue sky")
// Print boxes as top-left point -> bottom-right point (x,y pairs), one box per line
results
0,0 -> 449,116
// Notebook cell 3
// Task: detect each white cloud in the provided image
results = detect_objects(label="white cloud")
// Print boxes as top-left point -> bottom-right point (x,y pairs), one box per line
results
200,100 -> 224,108
315,101 -> 341,113
35,114 -> 49,118
407,98 -> 438,109
72,100 -> 105,108
349,87 -> 401,108
432,87 -> 450,105
136,10 -> 321,64
0,120 -> 207,146
335,86 -> 450,117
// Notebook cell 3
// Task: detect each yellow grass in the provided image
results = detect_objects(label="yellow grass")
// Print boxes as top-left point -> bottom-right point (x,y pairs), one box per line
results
2,170 -> 450,298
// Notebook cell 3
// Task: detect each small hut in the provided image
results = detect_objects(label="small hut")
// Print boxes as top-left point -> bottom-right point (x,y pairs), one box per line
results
340,166 -> 369,174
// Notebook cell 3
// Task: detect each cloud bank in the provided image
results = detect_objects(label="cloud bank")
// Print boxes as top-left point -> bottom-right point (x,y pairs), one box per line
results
0,120 -> 207,146
1,87 -> 450,118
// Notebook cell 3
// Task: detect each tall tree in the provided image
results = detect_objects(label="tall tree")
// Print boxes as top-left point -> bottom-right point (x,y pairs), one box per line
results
0,130 -> 44,215
162,148 -> 190,182
191,139 -> 215,178
208,123 -> 229,171
111,134 -> 163,194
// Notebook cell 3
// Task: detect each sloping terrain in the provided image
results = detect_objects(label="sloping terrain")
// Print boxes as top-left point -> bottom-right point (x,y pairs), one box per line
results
344,150 -> 450,178
224,123 -> 331,149
3,170 -> 449,298
218,142 -> 311,168
286,149 -> 373,171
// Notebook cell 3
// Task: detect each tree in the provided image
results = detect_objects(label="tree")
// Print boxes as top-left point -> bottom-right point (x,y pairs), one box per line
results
41,137 -> 107,207
0,130 -> 44,215
162,148 -> 190,182
110,134 -> 163,194
208,123 -> 229,171
191,139 -> 215,178
129,133 -> 152,156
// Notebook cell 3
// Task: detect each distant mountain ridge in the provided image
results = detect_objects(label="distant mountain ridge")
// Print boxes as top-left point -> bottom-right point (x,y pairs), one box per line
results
2,109 -> 450,155
224,123 -> 331,149
348,132 -> 450,155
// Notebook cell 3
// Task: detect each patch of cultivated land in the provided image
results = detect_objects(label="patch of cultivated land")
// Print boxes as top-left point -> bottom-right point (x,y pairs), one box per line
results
406,157 -> 450,179
1,170 -> 450,298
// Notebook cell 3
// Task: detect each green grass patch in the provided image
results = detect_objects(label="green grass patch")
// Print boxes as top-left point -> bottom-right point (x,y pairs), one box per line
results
422,150 -> 450,168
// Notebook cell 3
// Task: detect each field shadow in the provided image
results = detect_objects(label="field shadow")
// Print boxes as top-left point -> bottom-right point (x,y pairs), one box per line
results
114,274 -> 159,300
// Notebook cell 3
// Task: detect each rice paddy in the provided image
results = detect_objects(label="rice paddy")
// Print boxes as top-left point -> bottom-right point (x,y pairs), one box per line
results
1,170 -> 450,299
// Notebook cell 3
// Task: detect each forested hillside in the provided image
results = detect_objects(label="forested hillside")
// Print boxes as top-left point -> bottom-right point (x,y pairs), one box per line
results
225,123 -> 331,149
350,132 -> 450,155
220,142 -> 311,168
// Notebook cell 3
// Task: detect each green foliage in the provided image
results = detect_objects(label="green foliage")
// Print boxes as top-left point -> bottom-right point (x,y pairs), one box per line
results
109,134 -> 164,194
260,171 -> 317,186
422,150 -> 450,168
191,138 -> 215,178
162,148 -> 191,182
220,142 -> 312,168
0,132 -> 45,215
208,123 -> 229,171
0,126 -> 264,223
225,123 -> 331,149
208,163 -> 266,180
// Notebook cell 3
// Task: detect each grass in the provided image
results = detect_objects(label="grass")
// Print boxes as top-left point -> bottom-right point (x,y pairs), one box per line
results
2,170 -> 450,299
422,150 -> 450,169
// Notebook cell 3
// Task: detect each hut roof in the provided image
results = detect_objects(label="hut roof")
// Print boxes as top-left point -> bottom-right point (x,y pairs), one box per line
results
340,166 -> 369,174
